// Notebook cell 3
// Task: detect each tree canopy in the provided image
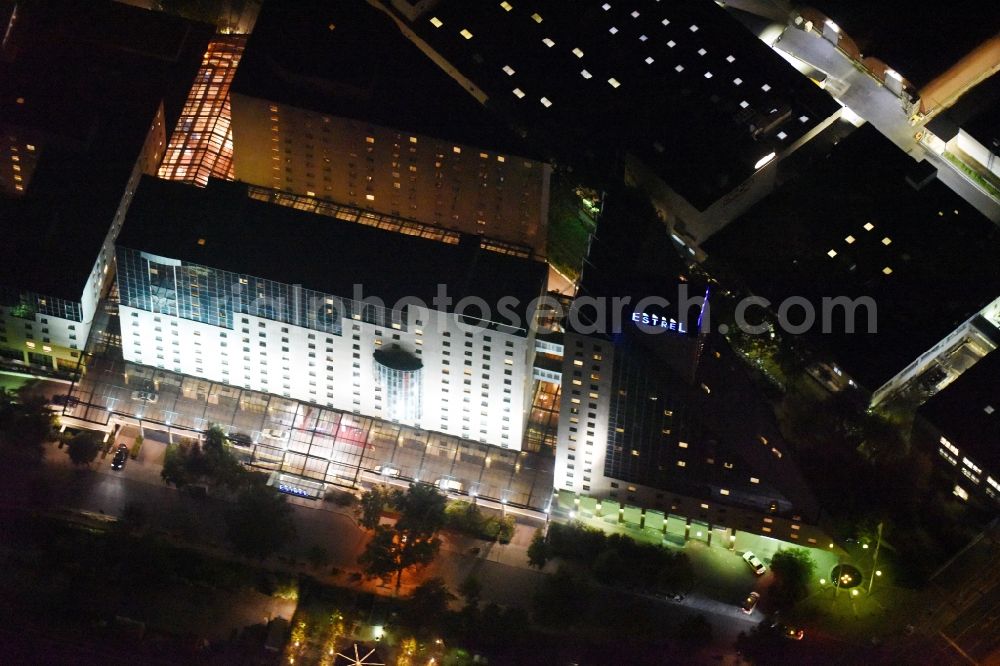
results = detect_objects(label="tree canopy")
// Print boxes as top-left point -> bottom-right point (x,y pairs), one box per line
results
0,387 -> 56,468
66,431 -> 102,466
224,483 -> 296,560
769,548 -> 816,609
358,483 -> 446,590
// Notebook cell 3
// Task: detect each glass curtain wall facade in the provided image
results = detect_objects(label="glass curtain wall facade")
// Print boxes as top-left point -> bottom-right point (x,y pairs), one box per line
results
116,246 -> 406,335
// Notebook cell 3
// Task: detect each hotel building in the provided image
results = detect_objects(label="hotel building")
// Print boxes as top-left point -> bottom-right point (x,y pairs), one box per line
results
543,190 -> 828,545
116,176 -> 548,450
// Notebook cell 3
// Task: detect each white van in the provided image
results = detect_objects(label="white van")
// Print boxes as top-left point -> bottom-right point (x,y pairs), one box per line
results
435,478 -> 463,493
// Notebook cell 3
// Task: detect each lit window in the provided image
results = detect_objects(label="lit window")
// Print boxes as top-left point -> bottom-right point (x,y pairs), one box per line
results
882,266 -> 893,275
667,39 -> 675,47
581,69 -> 592,79
542,37 -> 555,47
761,83 -> 771,91
726,55 -> 735,63
639,34 -> 648,42
690,24 -> 698,32
572,47 -> 584,58
662,18 -> 669,26
677,460 -> 686,467
678,441 -> 688,448
704,71 -> 713,79
502,64 -> 515,75
697,48 -> 707,56
366,194 -> 375,201
601,3 -> 611,9
500,1 -> 513,10
609,26 -> 618,35
777,131 -> 787,139
720,489 -> 730,496
733,77 -> 742,85
453,146 -> 462,154
799,115 -> 810,122
845,235 -> 855,244
750,477 -> 759,484
430,16 -> 443,27
540,96 -> 552,107
512,88 -> 525,98
739,100 -> 748,108
882,237 -> 892,245
531,12 -> 543,23
864,222 -> 875,231
608,77 -> 621,88
827,249 -> 837,258
645,56 -> 654,64
497,155 -> 505,162
675,65 -> 684,73
631,10 -> 639,17
460,28 -> 473,39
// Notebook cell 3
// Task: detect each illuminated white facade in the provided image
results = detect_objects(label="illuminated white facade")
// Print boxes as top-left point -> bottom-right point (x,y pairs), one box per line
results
117,247 -> 540,450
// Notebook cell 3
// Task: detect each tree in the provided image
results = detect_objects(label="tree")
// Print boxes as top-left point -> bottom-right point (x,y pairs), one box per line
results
0,387 -> 55,468
161,434 -> 247,490
358,484 -> 394,530
161,441 -> 196,488
358,524 -> 440,591
769,548 -> 816,609
527,529 -> 551,568
401,578 -> 455,634
224,484 -> 296,559
358,483 -> 447,590
395,482 -> 447,535
66,431 -> 102,466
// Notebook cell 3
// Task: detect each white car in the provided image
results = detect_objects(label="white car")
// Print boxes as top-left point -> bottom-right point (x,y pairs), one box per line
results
435,478 -> 463,493
130,390 -> 158,404
261,428 -> 288,441
373,465 -> 400,478
742,551 -> 767,576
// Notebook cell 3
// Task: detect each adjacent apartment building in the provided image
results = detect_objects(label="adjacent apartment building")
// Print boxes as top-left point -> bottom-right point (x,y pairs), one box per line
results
228,0 -> 551,255
0,1 -> 211,372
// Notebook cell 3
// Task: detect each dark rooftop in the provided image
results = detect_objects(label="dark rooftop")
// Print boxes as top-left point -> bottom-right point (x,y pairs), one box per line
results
119,177 -> 548,331
405,0 -> 839,209
919,351 -> 1000,472
704,124 -> 1000,391
0,0 -> 212,301
231,0 -> 536,158
812,0 -> 998,88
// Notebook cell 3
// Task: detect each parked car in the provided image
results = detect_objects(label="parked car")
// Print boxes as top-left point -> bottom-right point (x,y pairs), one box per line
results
227,432 -> 253,448
111,444 -> 129,471
373,465 -> 400,478
130,390 -> 158,403
741,591 -> 760,615
435,478 -> 463,492
742,551 -> 767,575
